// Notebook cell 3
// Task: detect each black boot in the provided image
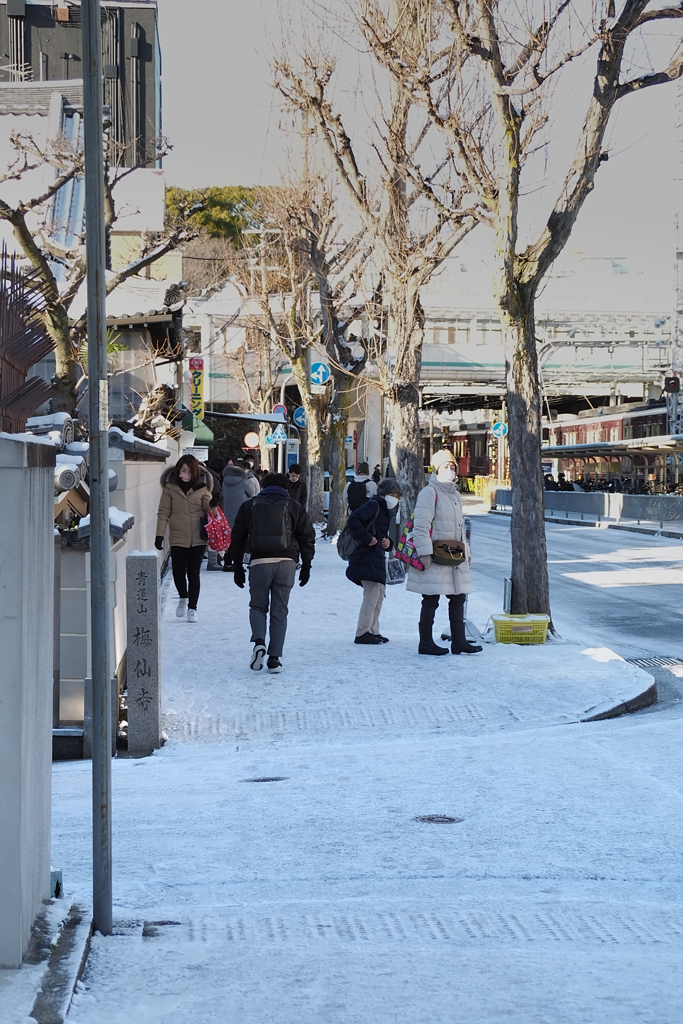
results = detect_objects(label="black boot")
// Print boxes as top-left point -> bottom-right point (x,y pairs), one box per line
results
418,597 -> 449,656
450,620 -> 483,654
449,595 -> 482,654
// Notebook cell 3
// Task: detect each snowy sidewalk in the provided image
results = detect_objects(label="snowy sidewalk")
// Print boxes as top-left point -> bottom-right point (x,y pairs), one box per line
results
28,542 -> 683,1021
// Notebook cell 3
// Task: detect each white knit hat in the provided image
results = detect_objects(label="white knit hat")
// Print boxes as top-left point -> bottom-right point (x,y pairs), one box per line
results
430,449 -> 456,470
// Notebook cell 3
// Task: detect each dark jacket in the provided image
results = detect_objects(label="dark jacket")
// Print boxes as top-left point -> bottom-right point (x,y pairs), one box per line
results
222,465 -> 255,527
205,467 -> 222,507
287,477 -> 308,508
345,496 -> 393,586
230,485 -> 316,566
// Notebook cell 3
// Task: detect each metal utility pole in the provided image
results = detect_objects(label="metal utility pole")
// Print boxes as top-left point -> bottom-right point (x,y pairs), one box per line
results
672,79 -> 683,436
82,0 -> 112,936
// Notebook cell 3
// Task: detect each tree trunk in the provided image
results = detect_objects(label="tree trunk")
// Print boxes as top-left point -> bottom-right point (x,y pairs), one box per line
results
258,417 -> 272,472
291,355 -> 326,524
500,287 -> 551,621
384,279 -> 425,520
386,386 -> 423,518
327,377 -> 351,535
46,307 -> 78,413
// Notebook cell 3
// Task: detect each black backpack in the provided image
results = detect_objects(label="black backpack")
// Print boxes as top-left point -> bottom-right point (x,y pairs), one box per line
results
249,494 -> 293,554
337,501 -> 378,560
347,480 -> 368,512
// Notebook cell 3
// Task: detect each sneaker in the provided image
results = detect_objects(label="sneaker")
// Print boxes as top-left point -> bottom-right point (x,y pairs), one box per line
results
375,634 -> 390,643
250,640 -> 266,671
187,608 -> 198,623
176,598 -> 188,618
354,632 -> 384,645
267,656 -> 282,674
206,564 -> 223,572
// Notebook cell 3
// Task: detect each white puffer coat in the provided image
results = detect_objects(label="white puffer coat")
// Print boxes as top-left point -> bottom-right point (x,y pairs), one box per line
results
405,474 -> 471,596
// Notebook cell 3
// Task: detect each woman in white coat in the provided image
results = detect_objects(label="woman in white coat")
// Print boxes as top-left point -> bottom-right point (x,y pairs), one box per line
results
406,449 -> 483,656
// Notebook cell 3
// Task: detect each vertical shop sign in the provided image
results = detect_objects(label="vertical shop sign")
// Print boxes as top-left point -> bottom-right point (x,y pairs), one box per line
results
189,357 -> 204,418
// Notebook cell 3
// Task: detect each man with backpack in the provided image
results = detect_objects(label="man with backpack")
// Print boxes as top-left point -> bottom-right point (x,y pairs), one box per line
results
343,462 -> 377,514
230,472 -> 315,674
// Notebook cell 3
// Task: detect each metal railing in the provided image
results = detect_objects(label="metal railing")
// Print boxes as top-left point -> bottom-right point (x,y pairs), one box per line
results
493,489 -> 683,529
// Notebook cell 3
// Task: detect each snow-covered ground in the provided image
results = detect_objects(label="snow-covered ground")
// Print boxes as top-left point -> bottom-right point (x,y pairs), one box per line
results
9,525 -> 683,1023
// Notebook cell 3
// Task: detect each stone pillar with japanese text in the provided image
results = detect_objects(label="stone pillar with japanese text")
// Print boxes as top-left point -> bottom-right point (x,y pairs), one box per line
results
126,552 -> 162,756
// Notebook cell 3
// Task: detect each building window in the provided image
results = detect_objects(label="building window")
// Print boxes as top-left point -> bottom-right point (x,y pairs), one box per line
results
610,427 -> 620,441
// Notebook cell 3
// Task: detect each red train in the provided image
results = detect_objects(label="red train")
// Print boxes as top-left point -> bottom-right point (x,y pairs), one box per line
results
425,400 -> 672,489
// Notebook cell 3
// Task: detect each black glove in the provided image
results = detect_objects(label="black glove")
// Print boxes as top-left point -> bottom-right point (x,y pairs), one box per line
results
299,563 -> 311,587
233,566 -> 246,589
154,536 -> 164,551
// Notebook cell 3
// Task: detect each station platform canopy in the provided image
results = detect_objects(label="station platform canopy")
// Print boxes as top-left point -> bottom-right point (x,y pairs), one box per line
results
542,435 -> 683,461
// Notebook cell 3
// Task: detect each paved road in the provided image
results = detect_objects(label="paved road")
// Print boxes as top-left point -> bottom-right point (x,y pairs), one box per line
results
470,512 -> 683,662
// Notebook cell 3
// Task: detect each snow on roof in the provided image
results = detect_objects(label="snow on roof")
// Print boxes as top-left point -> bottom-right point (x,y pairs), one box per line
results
77,506 -> 135,540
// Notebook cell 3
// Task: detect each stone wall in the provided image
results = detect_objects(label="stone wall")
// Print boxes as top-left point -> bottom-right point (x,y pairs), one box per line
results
0,434 -> 55,967
57,457 -> 170,726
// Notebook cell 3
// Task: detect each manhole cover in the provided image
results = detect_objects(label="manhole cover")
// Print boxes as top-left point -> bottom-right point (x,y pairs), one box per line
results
242,776 -> 288,783
416,814 -> 463,824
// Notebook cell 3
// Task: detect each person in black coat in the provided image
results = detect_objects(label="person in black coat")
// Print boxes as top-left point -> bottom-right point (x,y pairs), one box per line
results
346,478 -> 403,645
286,463 -> 308,508
230,472 -> 315,673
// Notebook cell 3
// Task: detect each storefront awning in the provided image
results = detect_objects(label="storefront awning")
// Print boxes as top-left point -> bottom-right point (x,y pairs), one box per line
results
182,410 -> 214,446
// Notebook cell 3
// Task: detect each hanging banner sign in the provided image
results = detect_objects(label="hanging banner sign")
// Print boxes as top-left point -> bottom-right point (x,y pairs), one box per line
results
189,357 -> 204,418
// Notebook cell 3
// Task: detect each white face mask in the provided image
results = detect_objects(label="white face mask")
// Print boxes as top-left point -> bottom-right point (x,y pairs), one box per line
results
384,494 -> 399,509
437,466 -> 457,483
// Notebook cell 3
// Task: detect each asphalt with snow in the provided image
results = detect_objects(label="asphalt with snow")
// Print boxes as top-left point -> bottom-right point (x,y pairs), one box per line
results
43,515 -> 683,1023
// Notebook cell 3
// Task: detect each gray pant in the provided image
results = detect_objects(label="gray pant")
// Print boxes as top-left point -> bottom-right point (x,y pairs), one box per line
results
356,580 -> 385,637
248,559 -> 297,657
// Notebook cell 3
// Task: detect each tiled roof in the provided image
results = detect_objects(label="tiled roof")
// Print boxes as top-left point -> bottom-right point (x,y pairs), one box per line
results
0,80 -> 83,116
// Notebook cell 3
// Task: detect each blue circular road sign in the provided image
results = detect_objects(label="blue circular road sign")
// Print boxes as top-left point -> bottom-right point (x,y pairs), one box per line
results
310,361 -> 331,386
293,406 -> 307,428
492,422 -> 508,439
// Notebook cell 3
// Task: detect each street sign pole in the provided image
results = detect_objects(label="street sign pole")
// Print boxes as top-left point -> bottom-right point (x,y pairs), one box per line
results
82,0 -> 112,936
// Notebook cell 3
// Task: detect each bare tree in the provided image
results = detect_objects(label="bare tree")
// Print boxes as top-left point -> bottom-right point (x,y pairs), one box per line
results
228,324 -> 288,466
273,5 -> 483,513
361,0 -> 683,618
227,184 -> 329,522
305,186 -> 369,533
0,129 -> 196,413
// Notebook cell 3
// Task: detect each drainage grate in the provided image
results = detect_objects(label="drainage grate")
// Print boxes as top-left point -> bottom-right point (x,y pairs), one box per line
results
242,776 -> 288,783
416,815 -> 463,824
626,656 -> 683,668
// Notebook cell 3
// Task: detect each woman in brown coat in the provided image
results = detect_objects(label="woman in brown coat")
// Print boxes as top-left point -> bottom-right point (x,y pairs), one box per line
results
155,454 -> 212,622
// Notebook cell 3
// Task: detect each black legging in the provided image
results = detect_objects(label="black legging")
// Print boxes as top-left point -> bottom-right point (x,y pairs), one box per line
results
170,545 -> 206,610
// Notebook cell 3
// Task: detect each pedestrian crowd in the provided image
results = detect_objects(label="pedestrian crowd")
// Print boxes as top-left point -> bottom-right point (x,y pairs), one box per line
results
155,446 -> 480,671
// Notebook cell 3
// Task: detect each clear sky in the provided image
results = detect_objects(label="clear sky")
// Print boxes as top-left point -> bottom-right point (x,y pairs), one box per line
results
158,0 -> 680,268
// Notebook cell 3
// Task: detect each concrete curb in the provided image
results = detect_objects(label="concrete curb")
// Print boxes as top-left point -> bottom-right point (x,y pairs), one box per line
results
581,680 -> 658,722
29,901 -> 93,1024
488,509 -> 683,539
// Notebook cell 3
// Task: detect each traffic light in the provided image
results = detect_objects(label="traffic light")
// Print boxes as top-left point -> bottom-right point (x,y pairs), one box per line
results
664,377 -> 680,394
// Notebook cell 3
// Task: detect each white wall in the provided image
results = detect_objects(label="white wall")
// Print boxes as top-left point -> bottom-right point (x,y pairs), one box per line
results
0,436 -> 55,967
